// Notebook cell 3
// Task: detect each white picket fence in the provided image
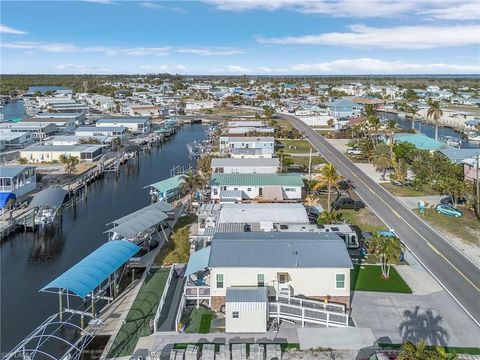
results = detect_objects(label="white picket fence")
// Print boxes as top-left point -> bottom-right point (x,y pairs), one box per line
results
153,265 -> 175,332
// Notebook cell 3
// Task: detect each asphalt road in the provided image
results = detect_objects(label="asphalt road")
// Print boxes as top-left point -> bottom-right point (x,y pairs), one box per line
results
280,113 -> 480,326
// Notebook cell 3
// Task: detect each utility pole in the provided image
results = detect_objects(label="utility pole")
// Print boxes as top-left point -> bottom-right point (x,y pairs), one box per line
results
476,153 -> 479,216
308,147 -> 312,182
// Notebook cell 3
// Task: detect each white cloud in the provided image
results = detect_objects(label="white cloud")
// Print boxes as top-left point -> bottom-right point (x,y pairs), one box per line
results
257,24 -> 480,49
206,0 -> 478,18
289,58 -> 479,74
140,2 -> 161,9
176,48 -> 242,56
176,64 -> 187,71
418,2 -> 480,20
258,66 -> 273,72
227,65 -> 252,73
83,0 -> 117,4
0,24 -> 27,35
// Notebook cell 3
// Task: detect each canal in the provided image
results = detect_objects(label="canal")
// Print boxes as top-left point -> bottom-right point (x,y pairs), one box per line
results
0,124 -> 207,353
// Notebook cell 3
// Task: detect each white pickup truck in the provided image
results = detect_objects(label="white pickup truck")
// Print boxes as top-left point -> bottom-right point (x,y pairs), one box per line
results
346,147 -> 363,156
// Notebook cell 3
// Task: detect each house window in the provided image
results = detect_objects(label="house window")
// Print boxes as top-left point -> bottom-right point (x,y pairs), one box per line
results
336,273 -> 346,289
232,311 -> 239,319
213,188 -> 218,195
216,274 -> 224,289
247,187 -> 251,191
257,273 -> 265,287
278,273 -> 288,284
284,187 -> 295,192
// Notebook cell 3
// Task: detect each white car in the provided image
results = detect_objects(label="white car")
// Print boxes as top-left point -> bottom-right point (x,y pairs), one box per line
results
346,147 -> 363,155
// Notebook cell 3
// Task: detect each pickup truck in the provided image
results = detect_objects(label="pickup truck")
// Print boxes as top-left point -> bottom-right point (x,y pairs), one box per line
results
331,197 -> 365,211
346,147 -> 363,156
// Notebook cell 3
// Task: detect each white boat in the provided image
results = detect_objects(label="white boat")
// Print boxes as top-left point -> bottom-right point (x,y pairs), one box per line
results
467,131 -> 480,141
439,135 -> 462,147
397,111 -> 406,119
35,208 -> 57,227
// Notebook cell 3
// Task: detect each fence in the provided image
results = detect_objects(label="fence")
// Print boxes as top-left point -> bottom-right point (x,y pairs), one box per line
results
153,265 -> 175,332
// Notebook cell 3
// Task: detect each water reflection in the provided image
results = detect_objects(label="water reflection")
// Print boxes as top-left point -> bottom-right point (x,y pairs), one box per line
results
29,228 -> 65,261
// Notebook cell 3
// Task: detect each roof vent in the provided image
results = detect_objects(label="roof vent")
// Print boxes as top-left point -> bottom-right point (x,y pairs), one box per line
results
292,250 -> 298,255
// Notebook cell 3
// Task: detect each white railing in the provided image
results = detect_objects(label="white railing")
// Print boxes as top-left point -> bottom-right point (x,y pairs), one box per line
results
153,265 -> 175,332
269,302 -> 349,328
276,293 -> 346,313
184,285 -> 210,300
174,294 -> 186,333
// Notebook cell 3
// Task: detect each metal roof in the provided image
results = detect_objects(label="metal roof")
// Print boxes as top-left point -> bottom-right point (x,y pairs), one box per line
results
439,148 -> 480,163
393,133 -> 446,151
220,136 -> 274,142
76,126 -> 126,132
97,117 -> 150,124
217,203 -> 309,224
185,246 -> 211,276
0,165 -> 35,178
147,175 -> 185,193
109,201 -> 173,225
29,188 -> 67,208
209,232 -> 353,269
211,157 -> 279,167
226,287 -> 268,303
40,240 -> 140,298
211,173 -> 304,187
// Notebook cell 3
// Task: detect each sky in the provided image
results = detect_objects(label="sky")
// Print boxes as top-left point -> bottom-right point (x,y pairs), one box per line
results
1,0 -> 479,75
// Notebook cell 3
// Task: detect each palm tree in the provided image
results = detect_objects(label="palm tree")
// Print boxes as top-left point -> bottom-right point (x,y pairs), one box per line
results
359,139 -> 375,162
364,104 -> 376,118
317,210 -> 345,225
368,234 -> 403,278
313,163 -> 340,213
64,156 -> 79,174
180,170 -> 206,211
372,143 -> 392,180
368,116 -> 381,144
427,100 -> 443,141
398,340 -> 431,360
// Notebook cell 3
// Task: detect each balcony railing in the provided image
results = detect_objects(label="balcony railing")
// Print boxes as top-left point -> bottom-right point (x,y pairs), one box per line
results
184,285 -> 210,299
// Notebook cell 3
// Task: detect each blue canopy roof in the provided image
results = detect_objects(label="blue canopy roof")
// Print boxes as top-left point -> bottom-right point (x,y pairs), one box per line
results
40,240 -> 140,298
0,192 -> 16,209
185,246 -> 211,277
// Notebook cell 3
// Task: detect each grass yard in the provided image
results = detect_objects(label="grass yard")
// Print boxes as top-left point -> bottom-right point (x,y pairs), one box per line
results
183,306 -> 216,334
277,139 -> 313,154
155,214 -> 197,265
414,208 -> 480,246
108,268 -> 170,358
340,208 -> 386,234
351,265 -> 412,293
381,183 -> 438,197
289,155 -> 325,170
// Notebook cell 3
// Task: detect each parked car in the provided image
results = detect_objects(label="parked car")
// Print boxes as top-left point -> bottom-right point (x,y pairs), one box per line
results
346,147 -> 363,156
331,197 -> 365,211
435,204 -> 463,218
440,195 -> 467,206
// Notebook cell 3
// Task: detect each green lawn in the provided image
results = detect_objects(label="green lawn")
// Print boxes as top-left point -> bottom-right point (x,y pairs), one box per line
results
277,139 -> 313,153
340,208 -> 386,234
288,155 -> 325,170
108,268 -> 170,358
381,183 -> 438,197
183,306 -> 216,333
155,214 -> 197,265
413,208 -> 480,246
351,265 -> 412,293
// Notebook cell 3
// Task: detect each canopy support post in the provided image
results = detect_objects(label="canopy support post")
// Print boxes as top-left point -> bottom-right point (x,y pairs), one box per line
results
59,291 -> 63,321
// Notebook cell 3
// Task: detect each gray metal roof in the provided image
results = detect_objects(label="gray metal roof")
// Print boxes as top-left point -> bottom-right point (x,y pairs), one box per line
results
211,157 -> 279,167
76,126 -> 126,132
29,188 -> 67,208
221,136 -> 274,142
226,287 -> 268,303
0,166 -> 35,178
209,232 -> 353,269
439,148 -> 480,163
22,144 -> 105,152
217,203 -> 309,224
97,117 -> 150,124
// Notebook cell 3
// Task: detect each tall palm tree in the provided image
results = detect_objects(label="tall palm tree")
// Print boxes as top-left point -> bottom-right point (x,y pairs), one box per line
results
427,100 -> 443,141
313,163 -> 340,213
180,170 -> 206,211
368,116 -> 381,144
372,143 -> 392,180
368,233 -> 403,278
364,104 -> 376,118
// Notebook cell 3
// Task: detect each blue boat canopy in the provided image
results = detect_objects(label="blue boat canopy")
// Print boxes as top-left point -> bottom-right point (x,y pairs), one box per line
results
0,192 -> 16,209
185,246 -> 211,277
40,240 -> 140,298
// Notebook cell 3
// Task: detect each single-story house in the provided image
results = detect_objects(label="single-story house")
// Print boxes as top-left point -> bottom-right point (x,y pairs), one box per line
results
328,98 -> 363,119
211,157 -> 279,174
0,122 -> 56,139
96,116 -> 151,133
0,130 -> 34,149
76,126 -> 126,138
20,144 -> 106,163
219,136 -> 274,156
438,148 -> 480,164
393,133 -> 447,151
210,173 -> 304,202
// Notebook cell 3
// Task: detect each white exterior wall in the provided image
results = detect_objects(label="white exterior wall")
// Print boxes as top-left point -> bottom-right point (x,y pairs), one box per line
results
215,165 -> 278,174
230,152 -> 274,159
186,101 -> 214,110
225,302 -> 267,333
210,267 -> 350,299
96,121 -> 150,133
20,149 -> 83,163
211,185 -> 301,200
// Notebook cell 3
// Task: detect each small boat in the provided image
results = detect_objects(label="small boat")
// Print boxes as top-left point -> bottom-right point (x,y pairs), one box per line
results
439,135 -> 462,147
467,131 -> 480,141
397,112 -> 406,119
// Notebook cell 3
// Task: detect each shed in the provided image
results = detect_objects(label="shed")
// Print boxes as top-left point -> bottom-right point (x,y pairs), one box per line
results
225,287 -> 268,333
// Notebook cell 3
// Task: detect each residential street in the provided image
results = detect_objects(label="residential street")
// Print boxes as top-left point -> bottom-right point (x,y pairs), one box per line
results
280,113 -> 480,327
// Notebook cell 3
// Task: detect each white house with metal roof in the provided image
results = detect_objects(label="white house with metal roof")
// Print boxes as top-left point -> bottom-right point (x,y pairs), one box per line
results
219,136 -> 274,157
96,116 -> 151,133
184,232 -> 353,332
0,166 -> 36,207
211,157 -> 279,174
210,173 -> 304,202
20,144 -> 106,163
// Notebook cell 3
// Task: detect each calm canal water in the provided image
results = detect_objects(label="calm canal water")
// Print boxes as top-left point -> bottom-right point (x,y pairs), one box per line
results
1,100 -> 26,122
0,124 -> 206,353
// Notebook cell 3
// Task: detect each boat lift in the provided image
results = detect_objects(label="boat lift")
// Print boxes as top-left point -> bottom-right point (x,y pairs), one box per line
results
2,240 -> 140,360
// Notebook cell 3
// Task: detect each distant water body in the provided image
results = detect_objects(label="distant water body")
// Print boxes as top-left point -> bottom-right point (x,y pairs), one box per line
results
1,100 -> 26,122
